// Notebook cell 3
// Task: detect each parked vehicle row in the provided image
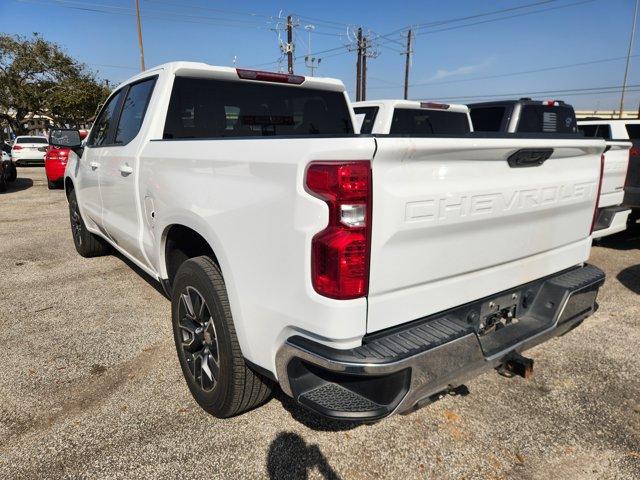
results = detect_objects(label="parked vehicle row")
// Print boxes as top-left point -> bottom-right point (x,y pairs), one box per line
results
49,63 -> 607,422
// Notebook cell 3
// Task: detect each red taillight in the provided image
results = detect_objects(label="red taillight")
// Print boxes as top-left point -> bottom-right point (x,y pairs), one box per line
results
12,145 -> 22,150
590,154 -> 605,234
236,68 -> 304,85
306,161 -> 372,300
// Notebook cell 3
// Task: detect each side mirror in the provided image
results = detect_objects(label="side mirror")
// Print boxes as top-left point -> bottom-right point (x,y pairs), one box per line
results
49,128 -> 84,157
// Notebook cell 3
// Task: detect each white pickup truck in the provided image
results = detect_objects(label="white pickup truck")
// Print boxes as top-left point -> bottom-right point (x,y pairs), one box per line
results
353,99 -> 472,135
53,62 -> 606,422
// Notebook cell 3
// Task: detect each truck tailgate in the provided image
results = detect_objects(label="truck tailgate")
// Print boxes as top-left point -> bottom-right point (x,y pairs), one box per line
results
600,141 -> 631,207
367,136 -> 605,333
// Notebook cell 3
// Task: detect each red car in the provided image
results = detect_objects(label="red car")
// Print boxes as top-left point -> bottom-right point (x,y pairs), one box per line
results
45,130 -> 87,189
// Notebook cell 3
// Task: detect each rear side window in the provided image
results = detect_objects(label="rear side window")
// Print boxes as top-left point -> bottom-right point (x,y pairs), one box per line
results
389,108 -> 470,135
163,77 -> 353,139
16,137 -> 48,144
578,124 -> 611,140
87,90 -> 124,147
518,105 -> 577,133
115,77 -> 156,145
625,124 -> 640,139
470,107 -> 506,132
353,107 -> 379,134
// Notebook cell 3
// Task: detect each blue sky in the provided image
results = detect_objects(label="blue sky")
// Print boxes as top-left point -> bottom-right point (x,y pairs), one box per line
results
2,0 -> 640,109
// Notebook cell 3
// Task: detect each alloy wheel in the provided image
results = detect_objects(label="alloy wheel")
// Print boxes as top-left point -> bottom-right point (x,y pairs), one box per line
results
178,286 -> 220,391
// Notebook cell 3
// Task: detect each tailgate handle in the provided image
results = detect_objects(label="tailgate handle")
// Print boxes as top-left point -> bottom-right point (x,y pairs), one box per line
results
507,148 -> 553,168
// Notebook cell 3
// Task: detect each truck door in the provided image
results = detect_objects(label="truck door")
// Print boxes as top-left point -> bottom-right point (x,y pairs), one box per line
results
98,77 -> 157,267
78,89 -> 125,232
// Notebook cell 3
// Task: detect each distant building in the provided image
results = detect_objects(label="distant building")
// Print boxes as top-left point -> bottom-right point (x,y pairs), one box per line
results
575,110 -> 639,119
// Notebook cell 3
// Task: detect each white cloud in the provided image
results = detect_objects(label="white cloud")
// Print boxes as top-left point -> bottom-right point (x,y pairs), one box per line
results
429,58 -> 493,81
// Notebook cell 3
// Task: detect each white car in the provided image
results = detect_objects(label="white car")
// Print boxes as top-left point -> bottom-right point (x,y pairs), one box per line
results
353,99 -> 473,134
57,62 -> 606,422
11,135 -> 48,165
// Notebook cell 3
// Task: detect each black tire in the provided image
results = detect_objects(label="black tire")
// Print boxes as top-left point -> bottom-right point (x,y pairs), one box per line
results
628,211 -> 639,233
6,162 -> 16,182
0,173 -> 6,193
47,180 -> 57,190
68,189 -> 110,257
171,256 -> 272,418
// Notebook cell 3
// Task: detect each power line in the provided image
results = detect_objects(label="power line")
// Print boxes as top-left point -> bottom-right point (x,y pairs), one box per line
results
422,84 -> 640,101
367,54 -> 640,90
414,0 -> 596,37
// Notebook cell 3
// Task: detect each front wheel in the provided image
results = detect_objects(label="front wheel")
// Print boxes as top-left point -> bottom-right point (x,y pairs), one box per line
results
171,256 -> 272,418
68,189 -> 110,257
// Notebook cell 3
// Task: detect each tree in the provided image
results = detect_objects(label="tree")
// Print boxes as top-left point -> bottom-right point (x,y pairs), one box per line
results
0,33 -> 110,135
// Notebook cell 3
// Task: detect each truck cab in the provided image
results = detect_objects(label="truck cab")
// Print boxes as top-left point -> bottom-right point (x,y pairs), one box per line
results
469,98 -> 578,134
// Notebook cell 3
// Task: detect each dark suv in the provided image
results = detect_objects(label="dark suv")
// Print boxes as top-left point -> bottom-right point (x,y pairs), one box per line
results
469,98 -> 578,134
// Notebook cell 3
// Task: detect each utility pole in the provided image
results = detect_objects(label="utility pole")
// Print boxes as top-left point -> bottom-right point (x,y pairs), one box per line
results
355,27 -> 363,101
620,0 -> 639,118
403,29 -> 413,100
361,36 -> 367,101
286,15 -> 294,74
135,0 -> 146,71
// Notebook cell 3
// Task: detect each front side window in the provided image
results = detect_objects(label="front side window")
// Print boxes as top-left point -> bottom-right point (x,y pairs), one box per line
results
163,77 -> 353,139
114,78 -> 156,145
87,90 -> 124,147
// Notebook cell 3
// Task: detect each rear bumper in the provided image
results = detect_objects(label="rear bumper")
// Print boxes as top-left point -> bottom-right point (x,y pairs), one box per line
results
45,160 -> 66,182
276,264 -> 605,421
592,206 -> 631,239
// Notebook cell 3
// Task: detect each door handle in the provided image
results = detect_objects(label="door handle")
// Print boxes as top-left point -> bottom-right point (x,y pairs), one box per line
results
119,164 -> 134,175
89,161 -> 100,170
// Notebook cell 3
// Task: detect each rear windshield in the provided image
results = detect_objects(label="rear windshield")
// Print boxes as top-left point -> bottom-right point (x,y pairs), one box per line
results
517,105 -> 577,133
625,124 -> 640,140
470,106 -> 506,132
16,137 -> 48,144
163,77 -> 353,139
353,106 -> 379,134
578,124 -> 611,140
389,108 -> 470,135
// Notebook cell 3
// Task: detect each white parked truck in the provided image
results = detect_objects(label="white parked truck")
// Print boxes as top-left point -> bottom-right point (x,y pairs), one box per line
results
353,99 -> 472,135
578,119 -> 640,232
53,62 -> 606,421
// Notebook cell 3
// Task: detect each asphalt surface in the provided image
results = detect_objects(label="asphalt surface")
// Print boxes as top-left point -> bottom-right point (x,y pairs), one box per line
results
1,167 -> 639,480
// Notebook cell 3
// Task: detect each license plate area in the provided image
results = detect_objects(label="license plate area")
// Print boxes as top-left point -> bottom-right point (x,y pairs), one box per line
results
478,292 -> 520,337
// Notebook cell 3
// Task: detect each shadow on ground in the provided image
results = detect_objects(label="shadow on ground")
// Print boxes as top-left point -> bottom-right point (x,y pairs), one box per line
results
597,228 -> 640,251
4,177 -> 33,193
617,264 -> 640,294
266,431 -> 341,480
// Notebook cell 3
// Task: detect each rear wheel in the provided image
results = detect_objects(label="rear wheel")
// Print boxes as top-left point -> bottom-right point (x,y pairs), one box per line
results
171,256 -> 272,418
68,189 -> 110,257
47,180 -> 57,190
0,173 -> 6,193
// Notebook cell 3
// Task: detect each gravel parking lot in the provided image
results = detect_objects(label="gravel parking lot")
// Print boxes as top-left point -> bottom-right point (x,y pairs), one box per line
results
1,167 -> 639,480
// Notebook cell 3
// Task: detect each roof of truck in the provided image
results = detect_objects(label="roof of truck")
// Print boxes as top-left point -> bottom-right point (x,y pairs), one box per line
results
352,99 -> 469,114
115,61 -> 346,92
